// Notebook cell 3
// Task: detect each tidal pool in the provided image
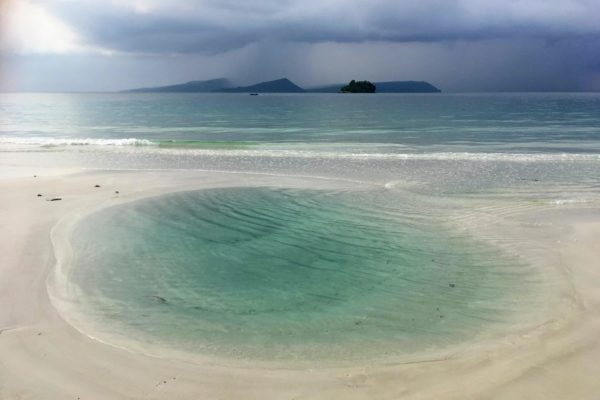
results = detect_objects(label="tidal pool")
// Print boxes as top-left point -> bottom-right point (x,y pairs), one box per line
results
67,187 -> 537,364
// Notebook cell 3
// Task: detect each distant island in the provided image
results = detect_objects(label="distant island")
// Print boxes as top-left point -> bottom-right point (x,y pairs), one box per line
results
125,78 -> 441,93
127,78 -> 233,93
341,80 -> 376,93
309,81 -> 441,93
218,78 -> 305,93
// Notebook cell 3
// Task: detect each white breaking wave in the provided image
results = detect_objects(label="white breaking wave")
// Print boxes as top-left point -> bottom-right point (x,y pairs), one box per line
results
153,149 -> 600,162
551,199 -> 590,205
1,136 -> 600,162
0,137 -> 156,146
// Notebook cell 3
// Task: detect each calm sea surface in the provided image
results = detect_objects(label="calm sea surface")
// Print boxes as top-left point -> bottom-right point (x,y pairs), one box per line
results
1,92 -> 600,154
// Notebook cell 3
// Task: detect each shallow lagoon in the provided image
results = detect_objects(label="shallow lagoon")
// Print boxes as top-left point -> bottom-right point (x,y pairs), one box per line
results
67,186 -> 540,364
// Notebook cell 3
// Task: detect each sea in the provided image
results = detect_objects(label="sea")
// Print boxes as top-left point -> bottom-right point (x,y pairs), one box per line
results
2,92 -> 599,365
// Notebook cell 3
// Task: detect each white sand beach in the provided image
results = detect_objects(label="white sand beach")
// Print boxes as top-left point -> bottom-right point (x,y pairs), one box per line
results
1,165 -> 599,400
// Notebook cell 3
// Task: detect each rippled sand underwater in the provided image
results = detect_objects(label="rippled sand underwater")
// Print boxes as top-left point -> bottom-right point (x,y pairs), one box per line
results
58,173 -> 571,366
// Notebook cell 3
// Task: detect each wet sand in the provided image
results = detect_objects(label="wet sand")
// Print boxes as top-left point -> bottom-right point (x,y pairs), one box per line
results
1,167 -> 599,399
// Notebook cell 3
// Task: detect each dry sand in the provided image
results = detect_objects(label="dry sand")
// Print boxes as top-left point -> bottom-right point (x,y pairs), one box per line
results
1,167 -> 599,399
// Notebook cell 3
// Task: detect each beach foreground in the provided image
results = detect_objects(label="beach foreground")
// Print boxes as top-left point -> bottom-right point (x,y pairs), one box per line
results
1,166 -> 599,399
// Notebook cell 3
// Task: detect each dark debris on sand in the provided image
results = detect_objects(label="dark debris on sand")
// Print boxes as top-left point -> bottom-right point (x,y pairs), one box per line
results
152,295 -> 167,303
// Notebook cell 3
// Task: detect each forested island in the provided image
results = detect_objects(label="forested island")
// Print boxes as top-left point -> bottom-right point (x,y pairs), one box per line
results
341,80 -> 376,93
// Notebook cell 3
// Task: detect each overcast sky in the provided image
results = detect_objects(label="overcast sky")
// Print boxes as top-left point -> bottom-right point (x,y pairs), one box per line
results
1,0 -> 599,92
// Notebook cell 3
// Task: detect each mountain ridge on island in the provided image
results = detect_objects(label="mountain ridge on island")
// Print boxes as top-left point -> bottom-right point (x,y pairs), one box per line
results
125,78 -> 441,93
216,78 -> 305,93
126,78 -> 233,93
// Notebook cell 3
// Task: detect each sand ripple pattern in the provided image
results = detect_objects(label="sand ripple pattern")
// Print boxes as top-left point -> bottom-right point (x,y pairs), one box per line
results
68,187 -> 542,364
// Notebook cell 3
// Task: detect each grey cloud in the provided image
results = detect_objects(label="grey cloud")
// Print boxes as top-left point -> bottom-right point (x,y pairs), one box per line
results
39,0 -> 600,54
5,37 -> 599,92
4,0 -> 600,92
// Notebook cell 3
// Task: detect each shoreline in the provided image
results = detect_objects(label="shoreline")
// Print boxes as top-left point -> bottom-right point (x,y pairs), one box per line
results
1,166 -> 600,399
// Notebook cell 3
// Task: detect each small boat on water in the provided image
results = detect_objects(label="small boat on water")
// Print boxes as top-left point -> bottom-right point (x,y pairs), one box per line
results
249,93 -> 259,96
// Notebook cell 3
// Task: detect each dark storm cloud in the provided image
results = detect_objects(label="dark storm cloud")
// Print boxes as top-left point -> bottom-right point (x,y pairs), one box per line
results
40,0 -> 600,54
4,0 -> 600,92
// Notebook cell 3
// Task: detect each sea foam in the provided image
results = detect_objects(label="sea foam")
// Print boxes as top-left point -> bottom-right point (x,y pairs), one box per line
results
0,137 -> 155,147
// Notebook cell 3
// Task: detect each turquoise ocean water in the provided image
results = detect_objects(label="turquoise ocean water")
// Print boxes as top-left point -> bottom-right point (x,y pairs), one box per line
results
2,92 -> 600,153
2,93 -> 599,364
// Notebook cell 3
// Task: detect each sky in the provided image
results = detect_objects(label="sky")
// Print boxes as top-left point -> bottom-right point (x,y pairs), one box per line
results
1,0 -> 599,92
